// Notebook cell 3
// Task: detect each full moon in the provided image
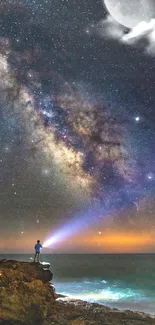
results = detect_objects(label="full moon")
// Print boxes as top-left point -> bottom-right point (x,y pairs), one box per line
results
104,0 -> 155,29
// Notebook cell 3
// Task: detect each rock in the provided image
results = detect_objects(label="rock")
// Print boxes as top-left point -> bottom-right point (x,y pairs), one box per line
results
53,298 -> 155,325
0,259 -> 53,283
0,260 -> 55,325
0,260 -> 155,325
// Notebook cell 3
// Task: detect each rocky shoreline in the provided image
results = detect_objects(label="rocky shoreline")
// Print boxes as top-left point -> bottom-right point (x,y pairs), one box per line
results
0,259 -> 154,325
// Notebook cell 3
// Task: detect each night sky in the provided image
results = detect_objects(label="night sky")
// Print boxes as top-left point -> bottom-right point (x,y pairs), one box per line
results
1,0 -> 155,253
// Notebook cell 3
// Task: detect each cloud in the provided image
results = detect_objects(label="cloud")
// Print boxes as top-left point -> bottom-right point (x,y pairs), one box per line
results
96,15 -> 155,55
96,16 -> 124,39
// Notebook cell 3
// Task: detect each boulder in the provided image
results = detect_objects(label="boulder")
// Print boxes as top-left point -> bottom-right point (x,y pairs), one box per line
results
0,259 -> 53,283
0,260 -> 55,325
0,260 -> 155,325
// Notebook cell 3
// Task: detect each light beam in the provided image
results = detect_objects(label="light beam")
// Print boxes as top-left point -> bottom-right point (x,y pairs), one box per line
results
43,205 -> 102,248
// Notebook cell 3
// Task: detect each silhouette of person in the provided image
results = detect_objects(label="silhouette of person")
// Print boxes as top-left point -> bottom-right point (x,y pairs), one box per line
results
34,240 -> 42,262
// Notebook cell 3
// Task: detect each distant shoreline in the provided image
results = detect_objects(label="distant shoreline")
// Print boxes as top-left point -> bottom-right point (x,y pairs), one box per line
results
55,296 -> 155,320
55,293 -> 155,317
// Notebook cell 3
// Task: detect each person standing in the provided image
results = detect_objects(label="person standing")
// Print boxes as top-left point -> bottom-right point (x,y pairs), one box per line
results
34,240 -> 42,262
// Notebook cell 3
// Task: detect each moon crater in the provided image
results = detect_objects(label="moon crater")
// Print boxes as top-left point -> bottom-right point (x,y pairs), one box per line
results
104,0 -> 155,28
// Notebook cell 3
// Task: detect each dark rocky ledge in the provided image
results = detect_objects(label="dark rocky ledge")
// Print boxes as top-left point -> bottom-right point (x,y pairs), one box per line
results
0,259 -> 155,325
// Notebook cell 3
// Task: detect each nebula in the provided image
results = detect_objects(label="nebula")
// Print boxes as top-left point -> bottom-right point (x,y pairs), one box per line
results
0,0 -> 151,231
0,35 -> 139,212
1,0 -> 155,253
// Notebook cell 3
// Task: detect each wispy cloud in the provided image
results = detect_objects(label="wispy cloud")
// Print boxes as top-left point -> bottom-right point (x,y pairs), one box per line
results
96,15 -> 155,55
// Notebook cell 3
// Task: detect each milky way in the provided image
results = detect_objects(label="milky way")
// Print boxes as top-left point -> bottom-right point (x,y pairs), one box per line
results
0,36 -> 139,211
1,0 -> 155,252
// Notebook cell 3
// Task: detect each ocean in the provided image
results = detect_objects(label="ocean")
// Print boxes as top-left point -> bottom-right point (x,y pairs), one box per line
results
1,254 -> 155,315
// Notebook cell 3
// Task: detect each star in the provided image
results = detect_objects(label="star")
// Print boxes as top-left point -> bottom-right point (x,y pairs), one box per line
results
135,116 -> 140,122
1,0 -> 155,259
42,169 -> 50,176
85,28 -> 90,34
147,173 -> 154,180
4,146 -> 10,153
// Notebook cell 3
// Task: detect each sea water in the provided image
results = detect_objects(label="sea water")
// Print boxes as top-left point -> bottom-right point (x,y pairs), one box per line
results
1,254 -> 155,315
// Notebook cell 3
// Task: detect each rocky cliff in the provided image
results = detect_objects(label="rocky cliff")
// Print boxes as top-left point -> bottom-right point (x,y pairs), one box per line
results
0,259 -> 154,325
0,259 -> 55,325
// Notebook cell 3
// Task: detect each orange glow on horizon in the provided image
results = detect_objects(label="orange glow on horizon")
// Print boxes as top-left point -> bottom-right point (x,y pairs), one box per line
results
66,230 -> 155,253
88,232 -> 154,253
1,230 -> 155,254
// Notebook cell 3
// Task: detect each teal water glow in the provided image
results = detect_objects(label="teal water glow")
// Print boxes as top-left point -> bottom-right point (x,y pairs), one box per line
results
1,254 -> 155,315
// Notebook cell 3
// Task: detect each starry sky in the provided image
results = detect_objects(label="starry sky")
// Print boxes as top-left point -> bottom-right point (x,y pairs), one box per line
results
1,0 -> 155,253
